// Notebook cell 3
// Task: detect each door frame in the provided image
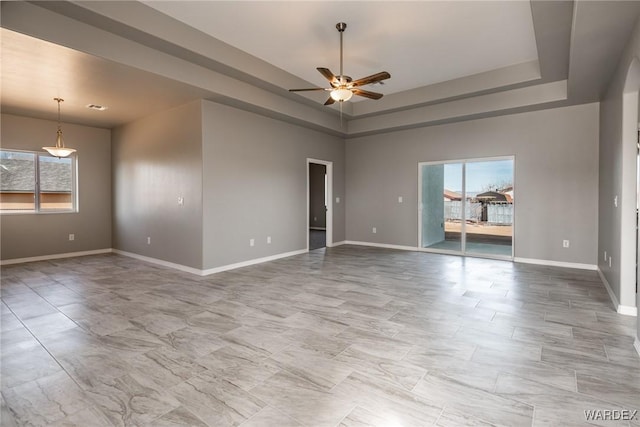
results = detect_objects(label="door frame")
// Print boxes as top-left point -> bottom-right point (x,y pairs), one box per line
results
417,155 -> 515,260
307,158 -> 333,250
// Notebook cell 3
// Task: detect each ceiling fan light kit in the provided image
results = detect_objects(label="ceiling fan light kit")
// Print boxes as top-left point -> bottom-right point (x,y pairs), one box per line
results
289,22 -> 390,105
43,97 -> 76,158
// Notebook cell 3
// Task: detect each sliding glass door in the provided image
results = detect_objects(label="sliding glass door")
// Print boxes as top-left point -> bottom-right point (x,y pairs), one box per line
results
419,157 -> 514,259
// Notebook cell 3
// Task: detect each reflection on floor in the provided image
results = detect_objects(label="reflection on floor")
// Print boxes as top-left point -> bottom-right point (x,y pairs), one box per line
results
309,229 -> 326,250
426,231 -> 512,257
427,239 -> 512,257
1,246 -> 637,426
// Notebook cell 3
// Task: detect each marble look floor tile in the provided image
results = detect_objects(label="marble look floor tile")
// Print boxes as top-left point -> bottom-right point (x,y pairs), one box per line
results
2,248 -> 638,427
170,373 -> 265,427
279,327 -> 350,358
160,326 -> 227,359
336,327 -> 414,361
146,405 -> 208,427
333,371 -> 443,426
85,373 -> 180,427
1,395 -> 19,427
131,313 -> 189,337
21,312 -> 79,338
238,405 -> 303,427
1,313 -> 25,332
50,405 -> 115,427
128,346 -> 208,390
495,373 -> 629,427
435,408 -> 497,426
283,311 -> 348,336
270,346 -> 353,391
290,292 -> 345,308
1,371 -> 92,426
334,346 -> 426,391
222,325 -> 291,357
1,344 -> 63,389
339,405 -> 433,427
576,373 -> 640,409
196,344 -> 281,391
413,372 -> 534,426
53,347 -> 134,390
249,370 -> 355,427
186,310 -> 242,334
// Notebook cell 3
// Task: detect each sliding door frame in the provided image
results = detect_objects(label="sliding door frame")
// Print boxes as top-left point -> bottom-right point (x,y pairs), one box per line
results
417,155 -> 515,260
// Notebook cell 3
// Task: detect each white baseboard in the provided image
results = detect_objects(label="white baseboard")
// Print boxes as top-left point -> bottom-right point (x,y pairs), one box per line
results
200,249 -> 307,275
328,240 -> 346,247
618,305 -> 638,316
597,268 -> 638,316
115,248 -> 307,276
112,250 -> 203,275
0,249 -> 112,266
514,257 -> 597,271
634,338 -> 640,358
344,240 -> 418,252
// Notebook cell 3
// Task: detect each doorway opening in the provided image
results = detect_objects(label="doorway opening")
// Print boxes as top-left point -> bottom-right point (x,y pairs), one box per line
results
419,157 -> 514,259
307,159 -> 333,251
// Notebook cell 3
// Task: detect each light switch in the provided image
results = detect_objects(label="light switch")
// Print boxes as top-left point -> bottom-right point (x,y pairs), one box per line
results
398,196 -> 403,203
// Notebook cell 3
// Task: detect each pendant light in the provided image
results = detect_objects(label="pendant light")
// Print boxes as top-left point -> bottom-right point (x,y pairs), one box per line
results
43,98 -> 76,158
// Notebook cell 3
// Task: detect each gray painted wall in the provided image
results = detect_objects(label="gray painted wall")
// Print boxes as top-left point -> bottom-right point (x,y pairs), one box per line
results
598,16 -> 640,340
112,101 -> 204,269
201,100 -> 345,270
309,163 -> 327,229
346,103 -> 599,265
1,114 -> 111,260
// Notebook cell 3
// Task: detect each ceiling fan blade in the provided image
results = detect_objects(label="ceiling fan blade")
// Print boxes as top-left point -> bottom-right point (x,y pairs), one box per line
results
317,68 -> 338,84
351,71 -> 391,87
324,97 -> 336,105
289,88 -> 330,92
352,88 -> 383,100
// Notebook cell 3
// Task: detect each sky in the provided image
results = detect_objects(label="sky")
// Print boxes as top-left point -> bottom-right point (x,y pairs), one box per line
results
443,159 -> 513,193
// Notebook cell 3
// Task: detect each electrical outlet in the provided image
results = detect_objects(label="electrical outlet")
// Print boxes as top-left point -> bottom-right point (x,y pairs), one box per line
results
562,240 -> 570,248
336,197 -> 340,203
372,227 -> 377,234
178,196 -> 184,206
267,236 -> 271,244
609,256 -> 612,267
614,195 -> 618,207
250,238 -> 255,247
147,237 -> 151,245
604,250 -> 607,261
68,234 -> 74,241
398,196 -> 403,203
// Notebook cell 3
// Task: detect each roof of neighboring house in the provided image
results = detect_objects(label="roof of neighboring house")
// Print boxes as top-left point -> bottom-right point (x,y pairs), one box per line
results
444,189 -> 462,200
476,191 -> 509,202
1,158 -> 71,193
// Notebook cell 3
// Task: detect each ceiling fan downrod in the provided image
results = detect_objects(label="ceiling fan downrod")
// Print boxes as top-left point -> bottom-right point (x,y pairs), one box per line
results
337,22 -> 347,85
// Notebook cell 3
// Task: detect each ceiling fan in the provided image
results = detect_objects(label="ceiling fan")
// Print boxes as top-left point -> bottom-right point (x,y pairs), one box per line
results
289,22 -> 391,105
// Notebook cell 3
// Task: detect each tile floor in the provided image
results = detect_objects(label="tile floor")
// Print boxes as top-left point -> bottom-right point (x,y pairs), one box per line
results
1,246 -> 639,426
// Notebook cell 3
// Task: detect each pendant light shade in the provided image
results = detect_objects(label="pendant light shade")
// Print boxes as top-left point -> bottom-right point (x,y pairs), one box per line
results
330,87 -> 353,102
43,98 -> 76,158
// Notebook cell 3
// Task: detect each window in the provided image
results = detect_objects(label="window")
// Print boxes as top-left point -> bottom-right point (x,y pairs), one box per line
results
0,149 -> 77,213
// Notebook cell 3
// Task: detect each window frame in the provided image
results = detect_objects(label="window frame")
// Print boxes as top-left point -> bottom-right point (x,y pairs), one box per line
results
0,148 -> 78,214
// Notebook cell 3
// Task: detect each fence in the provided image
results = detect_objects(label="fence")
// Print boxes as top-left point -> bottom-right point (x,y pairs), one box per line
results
444,201 -> 513,225
444,201 -> 482,222
487,203 -> 513,225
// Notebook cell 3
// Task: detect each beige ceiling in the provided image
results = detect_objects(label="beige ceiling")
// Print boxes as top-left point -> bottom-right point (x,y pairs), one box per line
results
1,1 -> 640,135
143,1 -> 539,97
1,28 -> 209,128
